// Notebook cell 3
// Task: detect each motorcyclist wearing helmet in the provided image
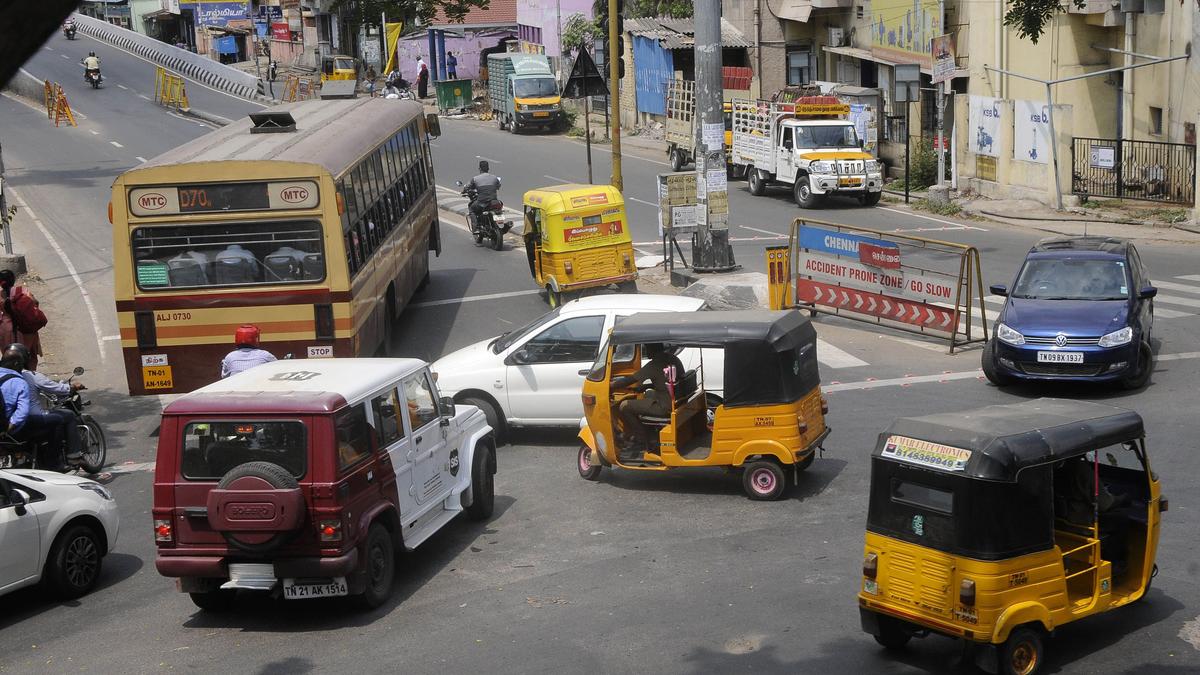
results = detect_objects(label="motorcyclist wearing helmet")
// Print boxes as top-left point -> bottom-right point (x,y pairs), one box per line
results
1,344 -> 77,470
81,51 -> 101,82
467,160 -> 501,222
221,324 -> 277,378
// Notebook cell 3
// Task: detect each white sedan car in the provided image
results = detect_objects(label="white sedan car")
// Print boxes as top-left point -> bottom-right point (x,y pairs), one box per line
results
433,294 -> 724,438
0,469 -> 120,600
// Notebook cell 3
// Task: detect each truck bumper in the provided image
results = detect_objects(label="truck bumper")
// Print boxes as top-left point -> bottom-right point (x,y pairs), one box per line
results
516,110 -> 564,128
809,174 -> 884,195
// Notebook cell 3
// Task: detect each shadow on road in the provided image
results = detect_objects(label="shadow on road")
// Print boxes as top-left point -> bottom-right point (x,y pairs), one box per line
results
0,552 -> 143,631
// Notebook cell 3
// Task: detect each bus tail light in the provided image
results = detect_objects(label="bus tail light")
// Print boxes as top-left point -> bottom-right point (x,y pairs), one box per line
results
960,579 -> 976,606
315,303 -> 335,340
335,191 -> 345,215
135,311 -> 158,348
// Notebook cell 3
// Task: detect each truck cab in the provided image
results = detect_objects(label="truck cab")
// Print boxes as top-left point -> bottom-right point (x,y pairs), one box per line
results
732,98 -> 884,208
488,53 -> 565,134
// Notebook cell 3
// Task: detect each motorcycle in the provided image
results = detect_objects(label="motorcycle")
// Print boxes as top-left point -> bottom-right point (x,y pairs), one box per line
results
457,180 -> 510,251
0,367 -> 106,474
85,68 -> 102,89
63,25 -> 77,40
383,78 -> 416,101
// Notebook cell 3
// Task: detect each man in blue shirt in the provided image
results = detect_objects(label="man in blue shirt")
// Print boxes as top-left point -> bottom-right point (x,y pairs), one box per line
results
14,343 -> 83,465
221,324 -> 277,378
1,344 -> 73,470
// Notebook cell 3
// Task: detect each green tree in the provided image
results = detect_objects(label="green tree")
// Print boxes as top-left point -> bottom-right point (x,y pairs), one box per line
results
1003,0 -> 1085,44
561,13 -> 606,55
330,0 -> 490,28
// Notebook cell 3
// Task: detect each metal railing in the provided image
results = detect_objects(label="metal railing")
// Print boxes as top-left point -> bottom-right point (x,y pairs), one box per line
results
1072,137 -> 1196,205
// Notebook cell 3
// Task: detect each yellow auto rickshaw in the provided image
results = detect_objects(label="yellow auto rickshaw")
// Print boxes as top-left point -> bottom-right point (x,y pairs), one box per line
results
858,399 -> 1166,675
320,54 -> 357,82
523,184 -> 637,307
577,310 -> 830,500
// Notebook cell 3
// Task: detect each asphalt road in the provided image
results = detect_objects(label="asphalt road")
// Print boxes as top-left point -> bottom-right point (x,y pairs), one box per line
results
1,39 -> 1199,674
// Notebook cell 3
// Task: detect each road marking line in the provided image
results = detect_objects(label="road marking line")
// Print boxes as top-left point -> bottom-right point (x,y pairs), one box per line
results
1175,274 -> 1200,282
476,155 -> 502,164
1149,280 -> 1200,295
1153,307 -> 1192,319
107,461 -> 156,475
544,174 -> 572,183
138,94 -> 150,100
89,129 -> 99,135
1151,293 -> 1200,308
61,54 -> 69,59
109,140 -> 123,148
45,47 -> 53,51
7,189 -> 106,363
816,339 -> 868,368
876,206 -> 988,231
825,369 -> 983,392
411,289 -> 542,308
1157,351 -> 1200,362
627,196 -> 657,207
984,294 -> 1005,305
741,225 -> 783,236
117,84 -> 128,90
102,335 -> 122,341
136,156 -> 147,163
888,336 -> 952,353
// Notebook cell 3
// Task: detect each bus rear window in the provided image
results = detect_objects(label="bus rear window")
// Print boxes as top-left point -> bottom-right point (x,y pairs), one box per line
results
891,479 -> 953,515
181,421 -> 307,480
132,220 -> 325,290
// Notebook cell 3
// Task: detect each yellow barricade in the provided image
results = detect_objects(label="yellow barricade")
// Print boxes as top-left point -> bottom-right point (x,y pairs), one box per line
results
53,85 -> 76,127
153,66 -> 190,109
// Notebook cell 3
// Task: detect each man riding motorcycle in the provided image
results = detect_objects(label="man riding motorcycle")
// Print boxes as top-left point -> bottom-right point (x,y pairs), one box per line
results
0,344 -> 76,471
63,18 -> 77,39
466,160 -> 501,223
81,52 -> 102,84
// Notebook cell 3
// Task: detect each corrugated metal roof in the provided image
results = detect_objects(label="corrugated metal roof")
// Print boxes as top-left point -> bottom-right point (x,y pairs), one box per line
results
626,17 -> 751,50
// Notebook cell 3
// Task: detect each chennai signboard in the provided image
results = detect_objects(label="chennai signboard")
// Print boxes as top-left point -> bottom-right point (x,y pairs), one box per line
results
869,0 -> 943,70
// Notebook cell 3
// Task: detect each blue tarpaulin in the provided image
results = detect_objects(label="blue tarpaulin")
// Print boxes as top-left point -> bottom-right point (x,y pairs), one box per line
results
633,36 -> 673,116
215,36 -> 239,55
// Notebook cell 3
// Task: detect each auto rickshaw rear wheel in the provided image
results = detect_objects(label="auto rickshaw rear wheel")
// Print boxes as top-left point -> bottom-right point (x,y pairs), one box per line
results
578,445 -> 602,480
872,614 -> 911,650
742,460 -> 787,500
1000,626 -> 1043,675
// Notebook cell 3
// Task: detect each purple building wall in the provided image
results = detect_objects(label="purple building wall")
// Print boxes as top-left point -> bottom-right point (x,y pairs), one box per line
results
395,29 -> 517,82
516,0 -> 594,57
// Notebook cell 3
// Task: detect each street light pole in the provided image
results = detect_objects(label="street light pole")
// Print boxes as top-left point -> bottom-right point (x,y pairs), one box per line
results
607,0 -> 622,191
691,0 -> 735,271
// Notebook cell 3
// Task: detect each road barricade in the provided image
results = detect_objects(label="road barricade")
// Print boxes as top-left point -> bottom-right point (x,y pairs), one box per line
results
153,66 -> 190,109
43,80 -> 76,127
282,75 -> 319,102
767,218 -> 988,352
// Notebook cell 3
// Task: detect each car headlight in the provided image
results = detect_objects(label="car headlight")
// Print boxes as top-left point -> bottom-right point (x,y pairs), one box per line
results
1098,326 -> 1133,347
865,160 -> 881,173
79,482 -> 112,500
996,322 -> 1025,346
514,102 -> 523,111
811,160 -> 835,173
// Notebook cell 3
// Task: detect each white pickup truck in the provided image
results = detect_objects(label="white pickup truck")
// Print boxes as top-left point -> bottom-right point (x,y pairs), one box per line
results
730,98 -> 883,208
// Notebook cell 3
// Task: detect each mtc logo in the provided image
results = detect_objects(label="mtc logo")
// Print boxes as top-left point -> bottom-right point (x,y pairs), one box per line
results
280,186 -> 309,203
137,192 -> 167,210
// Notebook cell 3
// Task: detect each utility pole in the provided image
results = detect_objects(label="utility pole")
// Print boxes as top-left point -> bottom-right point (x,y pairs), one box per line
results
607,0 -> 622,190
691,0 -> 736,271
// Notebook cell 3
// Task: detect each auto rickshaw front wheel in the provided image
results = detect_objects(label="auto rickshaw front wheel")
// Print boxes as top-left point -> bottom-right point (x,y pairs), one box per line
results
742,460 -> 787,500
545,285 -> 562,308
578,445 -> 602,480
1000,626 -> 1044,675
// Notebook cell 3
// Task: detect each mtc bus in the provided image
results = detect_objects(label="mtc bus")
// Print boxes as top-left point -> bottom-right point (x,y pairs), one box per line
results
111,98 -> 442,395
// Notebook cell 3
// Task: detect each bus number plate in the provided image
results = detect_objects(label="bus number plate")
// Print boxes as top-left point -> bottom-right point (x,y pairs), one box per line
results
142,366 -> 174,390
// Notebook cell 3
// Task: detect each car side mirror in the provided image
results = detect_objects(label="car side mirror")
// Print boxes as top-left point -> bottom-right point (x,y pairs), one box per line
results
1139,286 -> 1158,299
73,366 -> 85,376
989,284 -> 1008,297
425,113 -> 442,138
10,489 -> 28,516
506,348 -> 531,366
439,396 -> 456,418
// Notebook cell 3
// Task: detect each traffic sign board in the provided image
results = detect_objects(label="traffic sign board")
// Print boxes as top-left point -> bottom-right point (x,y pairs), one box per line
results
796,279 -> 956,331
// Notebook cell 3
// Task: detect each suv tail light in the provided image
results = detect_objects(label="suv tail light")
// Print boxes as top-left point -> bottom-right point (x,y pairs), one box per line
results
154,518 -> 173,543
318,518 -> 343,543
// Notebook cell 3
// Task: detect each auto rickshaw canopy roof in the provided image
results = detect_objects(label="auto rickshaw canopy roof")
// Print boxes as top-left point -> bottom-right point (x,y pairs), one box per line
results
522,184 -> 625,217
610,310 -> 820,406
877,398 -> 1145,482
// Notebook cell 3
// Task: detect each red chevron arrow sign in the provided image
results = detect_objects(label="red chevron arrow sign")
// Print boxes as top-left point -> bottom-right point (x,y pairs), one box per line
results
796,279 -> 956,331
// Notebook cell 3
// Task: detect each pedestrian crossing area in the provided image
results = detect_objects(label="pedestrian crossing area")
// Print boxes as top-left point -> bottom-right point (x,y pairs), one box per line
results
937,273 -> 1200,324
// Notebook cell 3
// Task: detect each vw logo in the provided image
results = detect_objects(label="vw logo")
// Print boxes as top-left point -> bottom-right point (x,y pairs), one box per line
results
1054,334 -> 1068,347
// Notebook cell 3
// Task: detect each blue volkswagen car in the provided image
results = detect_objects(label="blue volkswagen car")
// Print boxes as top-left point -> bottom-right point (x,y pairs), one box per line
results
982,237 -> 1157,389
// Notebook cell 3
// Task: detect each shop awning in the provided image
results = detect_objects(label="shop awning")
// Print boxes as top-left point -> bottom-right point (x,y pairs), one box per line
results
822,44 -> 968,79
770,0 -> 813,23
142,9 -> 177,21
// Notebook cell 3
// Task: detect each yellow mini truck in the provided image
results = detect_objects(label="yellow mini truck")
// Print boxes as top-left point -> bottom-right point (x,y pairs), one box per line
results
858,399 -> 1166,675
578,310 -> 830,500
523,184 -> 637,307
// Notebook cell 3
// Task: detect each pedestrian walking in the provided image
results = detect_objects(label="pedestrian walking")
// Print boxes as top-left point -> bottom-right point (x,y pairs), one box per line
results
447,52 -> 458,79
365,64 -> 378,96
416,56 -> 429,98
0,271 -> 47,372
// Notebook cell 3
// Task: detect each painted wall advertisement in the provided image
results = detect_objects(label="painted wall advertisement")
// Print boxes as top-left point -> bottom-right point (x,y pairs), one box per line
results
1014,99 -> 1051,165
968,96 -> 1001,158
870,0 -> 942,70
195,2 -> 250,27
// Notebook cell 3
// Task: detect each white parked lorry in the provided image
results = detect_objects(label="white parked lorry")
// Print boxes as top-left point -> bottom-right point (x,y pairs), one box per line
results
730,97 -> 883,208
664,80 -> 740,176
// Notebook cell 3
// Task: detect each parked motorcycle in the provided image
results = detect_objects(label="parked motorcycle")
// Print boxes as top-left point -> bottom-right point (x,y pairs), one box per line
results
63,24 -> 77,40
457,180 -> 511,251
0,367 -> 106,474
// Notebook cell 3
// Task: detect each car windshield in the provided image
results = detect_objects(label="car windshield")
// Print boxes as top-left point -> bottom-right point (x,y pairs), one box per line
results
491,307 -> 562,353
514,77 -> 557,98
795,124 -> 859,149
181,421 -> 307,480
1011,258 -> 1130,301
